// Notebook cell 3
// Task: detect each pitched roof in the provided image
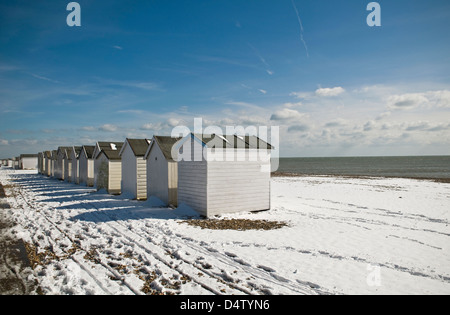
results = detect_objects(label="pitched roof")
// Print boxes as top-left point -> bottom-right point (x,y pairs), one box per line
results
147,136 -> 182,161
193,134 -> 273,150
20,154 -> 38,158
96,142 -> 124,160
122,138 -> 151,157
81,145 -> 95,159
67,146 -> 82,160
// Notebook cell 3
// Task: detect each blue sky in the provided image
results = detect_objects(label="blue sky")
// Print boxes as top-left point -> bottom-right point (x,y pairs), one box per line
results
1,0 -> 450,158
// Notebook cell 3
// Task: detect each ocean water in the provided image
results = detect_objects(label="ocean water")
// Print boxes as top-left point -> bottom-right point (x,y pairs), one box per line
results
276,156 -> 450,180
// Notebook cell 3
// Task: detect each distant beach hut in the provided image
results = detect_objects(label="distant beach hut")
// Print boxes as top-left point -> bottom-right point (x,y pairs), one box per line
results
13,157 -> 20,169
79,145 -> 95,187
43,151 -> 52,176
175,133 -> 273,217
144,135 -> 182,206
56,147 -> 71,180
93,141 -> 124,195
68,146 -> 82,184
119,138 -> 150,200
37,152 -> 43,174
20,154 -> 38,170
51,150 -> 57,177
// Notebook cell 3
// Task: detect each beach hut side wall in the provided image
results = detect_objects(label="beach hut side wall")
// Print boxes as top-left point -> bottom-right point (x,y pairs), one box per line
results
147,142 -> 170,205
206,148 -> 271,217
109,160 -> 122,195
95,153 -> 109,191
71,150 -> 79,184
21,157 -> 38,170
177,138 -> 208,216
136,157 -> 147,200
79,151 -> 94,187
121,145 -> 138,199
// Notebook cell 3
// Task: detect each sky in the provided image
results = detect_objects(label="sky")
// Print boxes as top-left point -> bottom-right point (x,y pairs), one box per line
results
1,0 -> 450,158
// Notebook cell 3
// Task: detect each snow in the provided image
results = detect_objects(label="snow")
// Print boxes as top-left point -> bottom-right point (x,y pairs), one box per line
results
1,168 -> 449,295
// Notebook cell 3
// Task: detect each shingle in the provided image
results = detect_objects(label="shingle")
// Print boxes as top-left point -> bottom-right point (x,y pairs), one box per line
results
126,139 -> 150,156
153,136 -> 182,161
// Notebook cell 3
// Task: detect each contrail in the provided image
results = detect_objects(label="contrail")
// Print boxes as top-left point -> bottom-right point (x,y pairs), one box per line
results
291,0 -> 309,58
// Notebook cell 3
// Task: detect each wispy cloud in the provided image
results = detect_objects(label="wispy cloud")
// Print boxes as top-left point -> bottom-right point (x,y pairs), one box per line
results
247,43 -> 274,75
315,87 -> 345,97
99,124 -> 118,132
113,45 -> 123,50
291,0 -> 309,58
30,73 -> 60,84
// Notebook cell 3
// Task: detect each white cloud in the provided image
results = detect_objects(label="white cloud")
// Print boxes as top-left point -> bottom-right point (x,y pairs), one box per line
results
387,93 -> 429,110
426,90 -> 450,108
315,87 -> 345,97
270,108 -> 306,121
99,124 -> 118,132
0,139 -> 9,145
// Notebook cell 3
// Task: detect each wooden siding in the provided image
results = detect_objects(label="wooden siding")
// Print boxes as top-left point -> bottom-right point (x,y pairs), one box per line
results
168,161 -> 178,206
108,161 -> 122,195
178,162 -> 207,216
136,157 -> 147,200
70,151 -> 79,184
177,138 -> 271,217
95,154 -> 109,191
79,153 -> 94,187
147,142 -> 169,205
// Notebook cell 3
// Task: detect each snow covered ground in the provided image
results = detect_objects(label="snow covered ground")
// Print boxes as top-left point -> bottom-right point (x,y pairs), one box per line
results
1,168 -> 449,295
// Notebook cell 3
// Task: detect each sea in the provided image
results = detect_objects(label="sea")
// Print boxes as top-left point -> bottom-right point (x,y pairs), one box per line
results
275,156 -> 450,180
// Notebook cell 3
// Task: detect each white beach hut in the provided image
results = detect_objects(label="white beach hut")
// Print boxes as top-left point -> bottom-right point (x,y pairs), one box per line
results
20,154 -> 38,170
56,147 -> 71,180
93,141 -> 124,195
176,133 -> 273,217
37,152 -> 43,174
43,151 -> 52,176
69,146 -> 82,184
119,138 -> 150,200
79,145 -> 95,187
144,136 -> 182,206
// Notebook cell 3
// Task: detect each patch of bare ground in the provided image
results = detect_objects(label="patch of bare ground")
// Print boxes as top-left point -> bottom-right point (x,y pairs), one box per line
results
181,218 -> 288,231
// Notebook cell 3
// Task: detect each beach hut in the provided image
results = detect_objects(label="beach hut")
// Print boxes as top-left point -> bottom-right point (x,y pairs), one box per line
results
55,147 -> 71,180
43,151 -> 52,176
38,152 -> 44,175
63,148 -> 71,182
175,133 -> 273,217
51,150 -> 58,177
20,154 -> 38,170
93,141 -> 124,195
79,145 -> 95,187
7,159 -> 13,168
68,146 -> 82,184
144,136 -> 182,206
119,138 -> 150,200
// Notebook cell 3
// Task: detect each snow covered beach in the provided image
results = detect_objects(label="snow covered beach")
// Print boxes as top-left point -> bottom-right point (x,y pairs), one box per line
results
1,168 -> 449,295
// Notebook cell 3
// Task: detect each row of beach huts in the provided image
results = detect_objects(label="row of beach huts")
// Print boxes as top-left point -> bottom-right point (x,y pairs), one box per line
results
1,134 -> 273,217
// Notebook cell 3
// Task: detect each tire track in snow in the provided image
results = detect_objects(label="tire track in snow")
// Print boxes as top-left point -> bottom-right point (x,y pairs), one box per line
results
10,184 -> 135,295
81,203 -> 324,295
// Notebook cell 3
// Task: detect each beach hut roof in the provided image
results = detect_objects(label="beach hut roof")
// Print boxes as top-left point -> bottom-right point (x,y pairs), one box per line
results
119,138 -> 151,157
81,145 -> 95,159
190,133 -> 273,150
95,141 -> 124,160
144,136 -> 182,161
